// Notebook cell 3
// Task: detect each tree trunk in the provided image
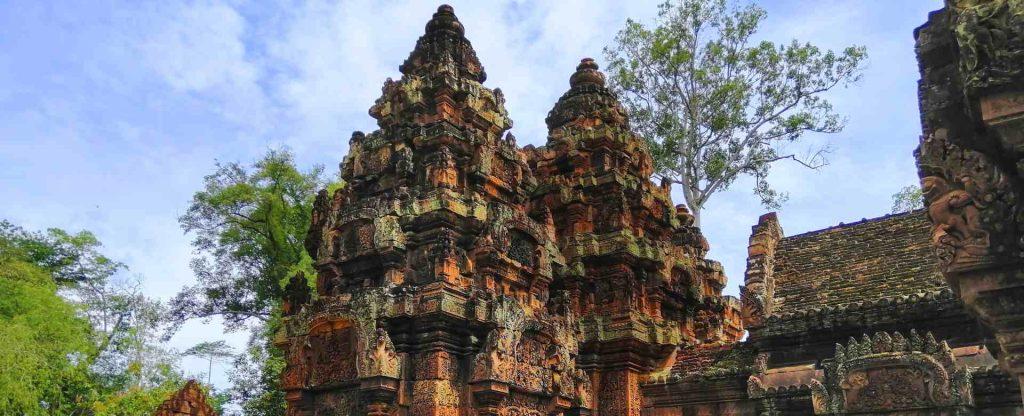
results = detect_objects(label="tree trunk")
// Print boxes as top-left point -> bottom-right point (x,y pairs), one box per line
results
691,203 -> 703,228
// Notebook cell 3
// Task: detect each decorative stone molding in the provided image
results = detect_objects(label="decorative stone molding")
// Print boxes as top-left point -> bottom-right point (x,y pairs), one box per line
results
950,0 -> 1024,96
809,331 -> 973,414
358,328 -> 400,379
742,213 -> 782,329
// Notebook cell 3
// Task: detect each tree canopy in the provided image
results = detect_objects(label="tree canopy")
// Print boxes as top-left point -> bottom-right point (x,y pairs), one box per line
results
168,149 -> 334,415
0,220 -> 215,416
891,185 -> 925,214
0,223 -> 95,415
170,149 -> 326,331
604,0 -> 866,225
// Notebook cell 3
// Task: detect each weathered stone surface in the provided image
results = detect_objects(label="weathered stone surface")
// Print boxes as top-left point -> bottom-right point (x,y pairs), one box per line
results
915,0 -> 1024,405
278,5 -> 740,416
272,2 -> 1024,415
807,331 -> 973,414
643,209 -> 1020,414
768,211 -> 946,314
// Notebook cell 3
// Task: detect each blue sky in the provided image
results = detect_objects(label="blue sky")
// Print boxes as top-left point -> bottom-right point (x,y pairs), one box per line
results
0,0 -> 942,389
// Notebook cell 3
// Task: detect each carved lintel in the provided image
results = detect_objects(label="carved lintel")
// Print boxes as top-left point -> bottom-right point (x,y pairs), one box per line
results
810,331 -> 974,414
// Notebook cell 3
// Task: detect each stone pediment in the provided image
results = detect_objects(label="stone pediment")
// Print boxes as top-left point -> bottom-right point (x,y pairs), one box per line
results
810,331 -> 973,415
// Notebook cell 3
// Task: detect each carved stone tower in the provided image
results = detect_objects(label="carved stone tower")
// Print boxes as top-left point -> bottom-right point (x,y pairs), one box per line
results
530,58 -> 742,416
279,6 -> 586,415
740,213 -> 782,330
277,6 -> 741,416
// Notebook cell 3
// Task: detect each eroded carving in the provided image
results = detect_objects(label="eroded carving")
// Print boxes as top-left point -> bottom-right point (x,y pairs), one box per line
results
811,331 -> 972,414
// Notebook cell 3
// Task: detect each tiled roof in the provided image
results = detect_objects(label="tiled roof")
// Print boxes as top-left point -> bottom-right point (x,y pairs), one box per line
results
772,209 -> 946,314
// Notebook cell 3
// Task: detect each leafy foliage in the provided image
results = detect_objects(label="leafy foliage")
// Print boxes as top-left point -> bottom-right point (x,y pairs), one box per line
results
0,220 -> 202,415
227,322 -> 287,416
89,378 -> 180,416
891,185 -> 924,214
0,227 -> 95,415
184,340 -> 235,386
170,149 -> 334,414
0,221 -> 125,288
184,340 -> 236,361
171,149 -> 326,331
604,0 -> 866,224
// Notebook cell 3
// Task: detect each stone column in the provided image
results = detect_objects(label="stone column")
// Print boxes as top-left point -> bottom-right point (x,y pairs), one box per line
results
740,212 -> 782,330
914,0 -> 1024,402
596,369 -> 642,416
410,350 -> 462,416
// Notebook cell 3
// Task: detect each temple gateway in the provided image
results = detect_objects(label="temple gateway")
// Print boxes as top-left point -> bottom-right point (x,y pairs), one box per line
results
261,2 -> 1024,415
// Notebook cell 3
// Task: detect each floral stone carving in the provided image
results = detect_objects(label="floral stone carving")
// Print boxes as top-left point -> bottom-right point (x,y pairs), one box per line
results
810,331 -> 973,414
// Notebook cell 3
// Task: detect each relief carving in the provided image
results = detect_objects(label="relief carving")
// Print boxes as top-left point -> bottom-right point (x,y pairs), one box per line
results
358,327 -> 401,379
308,324 -> 358,386
473,326 -> 519,382
917,128 -> 1020,272
472,297 -> 527,383
573,368 -> 593,410
811,331 -> 973,414
951,0 -> 1024,94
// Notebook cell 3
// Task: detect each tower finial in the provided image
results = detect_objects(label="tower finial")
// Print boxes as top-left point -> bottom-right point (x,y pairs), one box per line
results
425,4 -> 464,36
546,58 -> 624,130
569,58 -> 606,88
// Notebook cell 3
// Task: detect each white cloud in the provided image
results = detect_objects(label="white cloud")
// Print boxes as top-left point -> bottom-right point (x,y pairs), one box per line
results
138,1 -> 268,126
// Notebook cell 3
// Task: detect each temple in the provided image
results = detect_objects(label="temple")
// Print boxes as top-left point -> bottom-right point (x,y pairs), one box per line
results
267,2 -> 1024,415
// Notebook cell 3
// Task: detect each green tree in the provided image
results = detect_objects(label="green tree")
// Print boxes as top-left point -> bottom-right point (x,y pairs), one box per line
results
0,221 -> 189,416
171,149 -> 332,415
170,149 -> 325,330
3,223 -> 124,287
227,324 -> 287,416
183,341 -> 235,386
604,0 -> 866,225
891,185 -> 924,214
0,223 -> 96,415
89,371 -> 181,416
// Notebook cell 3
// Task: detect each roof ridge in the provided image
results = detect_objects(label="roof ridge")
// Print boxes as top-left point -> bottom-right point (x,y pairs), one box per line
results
780,208 -> 927,241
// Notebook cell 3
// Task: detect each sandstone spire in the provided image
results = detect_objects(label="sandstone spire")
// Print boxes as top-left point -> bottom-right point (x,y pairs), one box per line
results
399,4 -> 485,82
532,58 -> 741,416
